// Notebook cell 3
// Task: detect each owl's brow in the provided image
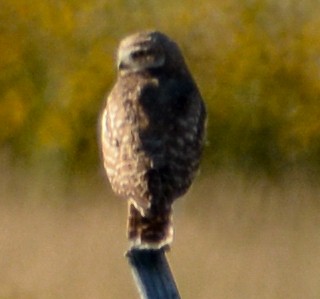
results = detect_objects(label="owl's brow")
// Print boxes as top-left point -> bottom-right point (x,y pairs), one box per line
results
131,48 -> 158,59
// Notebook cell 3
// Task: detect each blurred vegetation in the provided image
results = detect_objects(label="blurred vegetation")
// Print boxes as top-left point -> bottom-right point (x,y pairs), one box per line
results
0,172 -> 320,298
1,0 -> 320,178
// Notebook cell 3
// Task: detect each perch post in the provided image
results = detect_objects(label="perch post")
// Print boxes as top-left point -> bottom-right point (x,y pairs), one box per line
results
126,246 -> 181,299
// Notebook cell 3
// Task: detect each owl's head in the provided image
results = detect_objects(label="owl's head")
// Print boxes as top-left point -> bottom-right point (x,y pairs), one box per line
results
117,31 -> 187,75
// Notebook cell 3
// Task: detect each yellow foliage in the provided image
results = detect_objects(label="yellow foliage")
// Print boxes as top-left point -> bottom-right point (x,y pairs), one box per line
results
0,0 -> 320,175
36,109 -> 73,151
0,35 -> 22,69
0,90 -> 27,140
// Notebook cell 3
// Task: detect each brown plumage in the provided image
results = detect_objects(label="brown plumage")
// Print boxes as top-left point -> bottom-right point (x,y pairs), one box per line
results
100,31 -> 206,249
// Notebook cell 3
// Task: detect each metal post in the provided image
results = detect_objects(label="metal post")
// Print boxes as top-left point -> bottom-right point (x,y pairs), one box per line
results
126,247 -> 181,299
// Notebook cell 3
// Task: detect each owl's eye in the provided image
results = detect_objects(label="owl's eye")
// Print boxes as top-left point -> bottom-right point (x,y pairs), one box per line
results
131,49 -> 154,60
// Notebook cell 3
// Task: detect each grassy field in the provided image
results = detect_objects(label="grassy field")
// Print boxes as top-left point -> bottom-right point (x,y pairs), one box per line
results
0,169 -> 319,299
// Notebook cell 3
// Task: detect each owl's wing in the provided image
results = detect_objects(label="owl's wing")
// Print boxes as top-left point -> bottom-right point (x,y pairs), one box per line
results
137,79 -> 206,202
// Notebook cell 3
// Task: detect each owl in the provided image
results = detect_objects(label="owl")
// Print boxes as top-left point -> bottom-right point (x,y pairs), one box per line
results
100,31 -> 206,249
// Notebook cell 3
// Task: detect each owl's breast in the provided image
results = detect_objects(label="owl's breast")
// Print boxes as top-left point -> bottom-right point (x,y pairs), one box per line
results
101,83 -> 154,209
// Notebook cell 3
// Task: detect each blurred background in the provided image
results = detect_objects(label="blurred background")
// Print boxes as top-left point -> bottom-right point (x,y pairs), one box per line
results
1,0 -> 320,298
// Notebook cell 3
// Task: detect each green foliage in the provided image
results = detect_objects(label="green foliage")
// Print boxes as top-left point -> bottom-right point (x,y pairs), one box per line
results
0,0 -> 320,176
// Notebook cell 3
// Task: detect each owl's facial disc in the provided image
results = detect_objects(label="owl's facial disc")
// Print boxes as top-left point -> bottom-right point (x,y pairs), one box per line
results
118,42 -> 165,73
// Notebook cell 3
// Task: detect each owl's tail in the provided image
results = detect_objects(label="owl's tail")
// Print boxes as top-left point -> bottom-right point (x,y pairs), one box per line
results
127,200 -> 173,249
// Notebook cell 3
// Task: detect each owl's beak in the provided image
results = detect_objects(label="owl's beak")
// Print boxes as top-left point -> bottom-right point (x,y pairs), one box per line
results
118,61 -> 126,70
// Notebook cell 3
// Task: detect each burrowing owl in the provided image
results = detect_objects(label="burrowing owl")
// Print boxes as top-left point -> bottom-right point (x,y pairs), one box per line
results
100,31 -> 206,249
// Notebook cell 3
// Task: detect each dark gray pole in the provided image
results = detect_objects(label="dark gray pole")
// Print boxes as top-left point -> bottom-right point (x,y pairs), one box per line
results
126,247 -> 181,299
